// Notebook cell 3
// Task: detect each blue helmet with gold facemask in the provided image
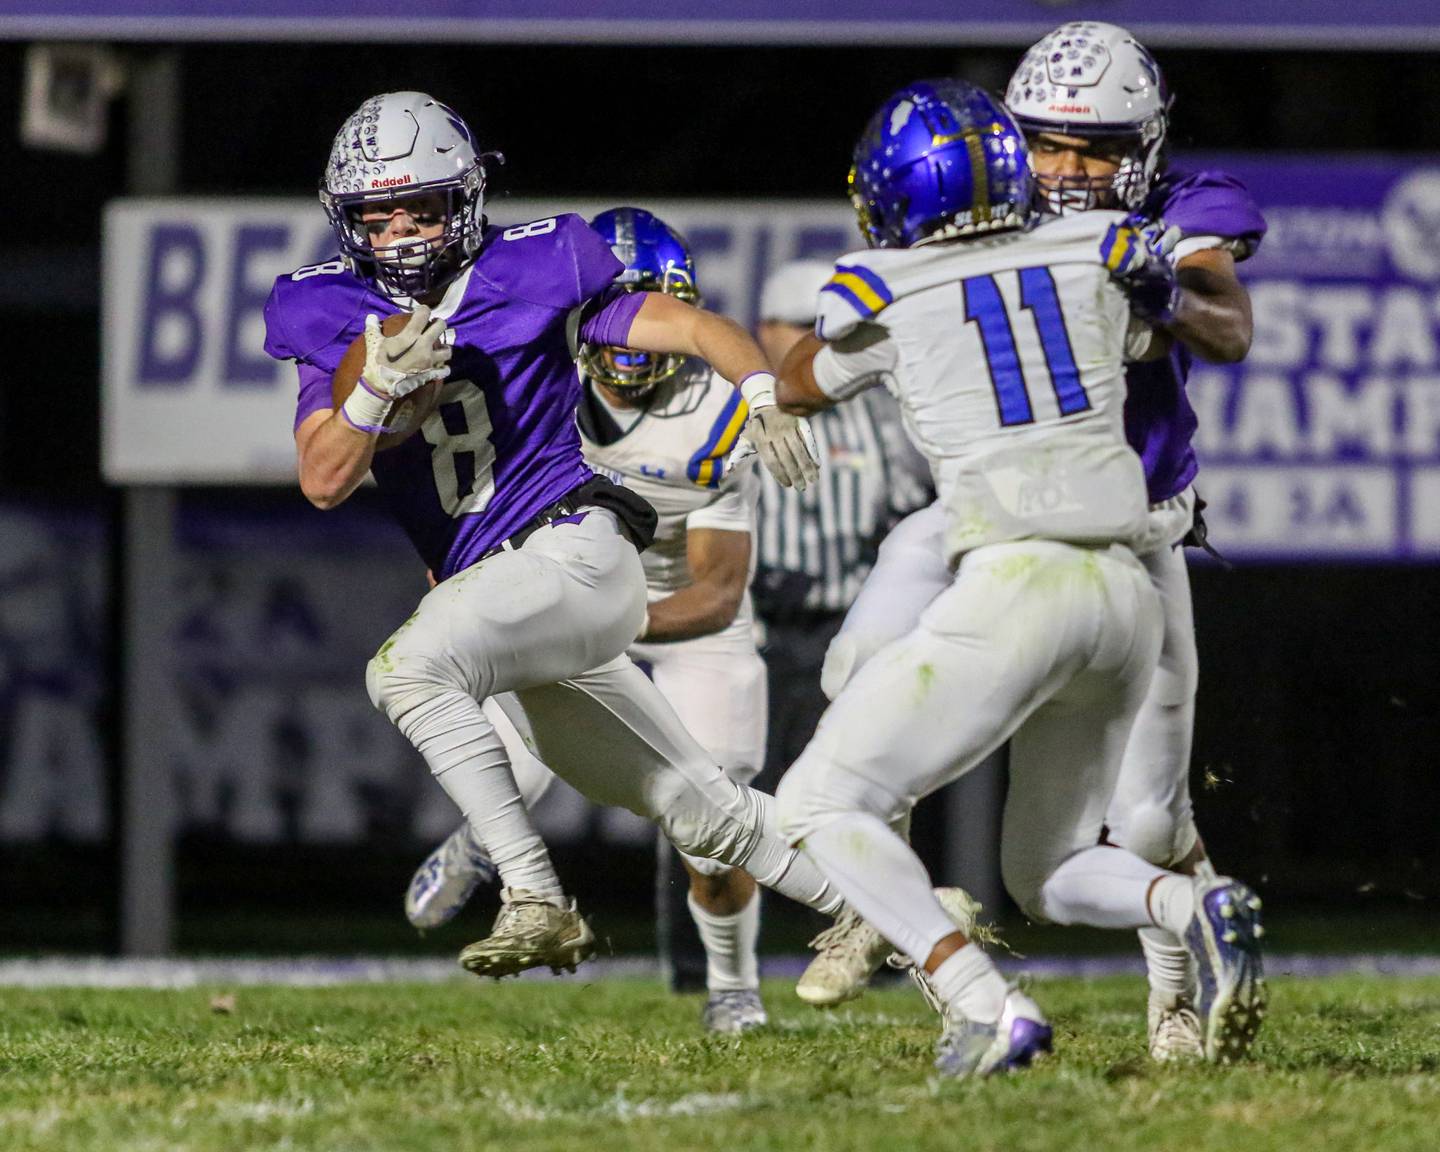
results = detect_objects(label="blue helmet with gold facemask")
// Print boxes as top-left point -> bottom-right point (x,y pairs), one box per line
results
849,79 -> 1035,250
582,207 -> 700,395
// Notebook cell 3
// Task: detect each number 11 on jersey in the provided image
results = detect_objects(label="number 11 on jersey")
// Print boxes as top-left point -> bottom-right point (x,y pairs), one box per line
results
963,267 -> 1089,427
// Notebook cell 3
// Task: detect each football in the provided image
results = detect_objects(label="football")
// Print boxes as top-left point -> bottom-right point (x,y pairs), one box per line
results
331,312 -> 445,452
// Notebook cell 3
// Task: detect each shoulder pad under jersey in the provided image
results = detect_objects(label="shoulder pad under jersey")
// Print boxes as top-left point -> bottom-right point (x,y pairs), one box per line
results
816,251 -> 902,341
472,213 -> 624,311
263,262 -> 394,368
817,216 -> 1124,341
1148,169 -> 1267,260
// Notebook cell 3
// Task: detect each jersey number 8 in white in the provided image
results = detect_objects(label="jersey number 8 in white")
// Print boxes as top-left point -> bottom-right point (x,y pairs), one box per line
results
421,379 -> 496,518
502,218 -> 558,241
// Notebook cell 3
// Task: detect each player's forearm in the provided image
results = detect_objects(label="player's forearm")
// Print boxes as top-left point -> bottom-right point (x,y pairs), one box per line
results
640,581 -> 743,643
627,293 -> 771,385
1164,264 -> 1253,364
296,413 -> 377,510
688,310 -> 772,389
776,334 -> 834,415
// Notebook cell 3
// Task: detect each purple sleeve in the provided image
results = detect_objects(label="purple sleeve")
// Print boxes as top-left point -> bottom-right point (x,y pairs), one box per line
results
578,286 -> 646,347
1155,169 -> 1268,260
293,362 -> 334,431
487,214 -> 624,311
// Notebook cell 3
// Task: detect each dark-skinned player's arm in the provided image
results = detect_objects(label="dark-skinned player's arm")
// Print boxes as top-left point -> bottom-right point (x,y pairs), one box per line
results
638,527 -> 752,643
777,324 -> 897,416
1165,246 -> 1253,364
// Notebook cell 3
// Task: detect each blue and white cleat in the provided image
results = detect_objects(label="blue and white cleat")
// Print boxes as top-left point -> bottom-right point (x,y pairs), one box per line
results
934,989 -> 1053,1080
1184,876 -> 1267,1063
405,822 -> 499,929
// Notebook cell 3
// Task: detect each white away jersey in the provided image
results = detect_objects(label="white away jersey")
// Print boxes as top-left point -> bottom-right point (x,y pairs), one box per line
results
576,367 -> 759,626
813,211 -> 1150,560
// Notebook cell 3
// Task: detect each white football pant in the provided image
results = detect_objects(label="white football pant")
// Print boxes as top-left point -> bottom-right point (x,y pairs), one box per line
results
777,540 -> 1166,965
367,510 -> 838,913
479,612 -> 768,880
825,493 -> 1201,869
632,626 -> 767,876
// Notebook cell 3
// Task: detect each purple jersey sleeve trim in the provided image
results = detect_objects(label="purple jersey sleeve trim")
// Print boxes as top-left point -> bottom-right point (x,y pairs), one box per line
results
293,362 -> 333,431
579,287 -> 646,348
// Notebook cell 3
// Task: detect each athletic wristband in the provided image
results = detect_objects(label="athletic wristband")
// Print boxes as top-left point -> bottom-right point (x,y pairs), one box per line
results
739,370 -> 777,410
340,375 -> 396,435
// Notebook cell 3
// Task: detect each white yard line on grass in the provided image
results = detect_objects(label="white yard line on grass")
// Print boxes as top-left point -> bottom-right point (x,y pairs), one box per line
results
0,953 -> 1438,988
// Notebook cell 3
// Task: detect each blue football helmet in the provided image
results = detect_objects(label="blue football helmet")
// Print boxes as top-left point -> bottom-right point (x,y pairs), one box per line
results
581,207 -> 700,395
849,79 -> 1035,249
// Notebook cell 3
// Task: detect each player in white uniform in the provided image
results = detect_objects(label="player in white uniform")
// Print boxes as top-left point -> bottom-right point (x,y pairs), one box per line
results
807,24 -> 1268,1064
406,208 -> 769,1031
772,79 -> 1265,1078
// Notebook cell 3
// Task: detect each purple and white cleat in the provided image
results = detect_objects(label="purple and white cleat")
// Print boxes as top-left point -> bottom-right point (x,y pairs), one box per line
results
405,822 -> 499,929
934,989 -> 1053,1079
1184,876 -> 1267,1063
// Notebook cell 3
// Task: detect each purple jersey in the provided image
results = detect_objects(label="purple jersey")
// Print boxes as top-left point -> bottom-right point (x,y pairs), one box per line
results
1124,169 -> 1267,503
265,213 -> 645,578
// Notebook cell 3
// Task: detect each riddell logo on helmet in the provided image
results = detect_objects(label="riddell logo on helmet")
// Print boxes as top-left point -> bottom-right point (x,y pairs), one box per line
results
369,174 -> 415,189
1047,104 -> 1092,115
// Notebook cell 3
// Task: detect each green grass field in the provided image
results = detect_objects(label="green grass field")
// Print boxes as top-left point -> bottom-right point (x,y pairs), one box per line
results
2,975 -> 1438,1152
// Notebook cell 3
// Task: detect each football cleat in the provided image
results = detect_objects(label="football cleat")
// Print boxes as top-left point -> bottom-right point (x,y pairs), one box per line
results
405,822 -> 498,929
1147,992 -> 1205,1063
885,887 -> 986,1022
795,905 -> 890,1007
934,989 -> 1053,1080
798,886 -> 980,1008
1184,876 -> 1267,1063
458,888 -> 595,978
702,988 -> 768,1035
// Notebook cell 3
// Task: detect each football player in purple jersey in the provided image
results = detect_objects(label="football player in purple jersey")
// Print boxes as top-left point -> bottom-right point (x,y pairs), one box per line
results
264,92 -> 839,981
802,26 -> 1269,1064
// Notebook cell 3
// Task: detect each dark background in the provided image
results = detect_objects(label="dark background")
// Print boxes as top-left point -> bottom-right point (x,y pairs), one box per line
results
1,41 -> 1436,955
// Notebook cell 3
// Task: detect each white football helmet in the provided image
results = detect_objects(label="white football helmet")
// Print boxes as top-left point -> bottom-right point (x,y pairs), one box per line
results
320,91 -> 492,299
1005,22 -> 1170,213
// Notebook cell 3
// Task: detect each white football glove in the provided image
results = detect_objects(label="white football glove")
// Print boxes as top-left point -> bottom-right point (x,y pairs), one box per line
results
728,371 -> 821,491
342,306 -> 453,433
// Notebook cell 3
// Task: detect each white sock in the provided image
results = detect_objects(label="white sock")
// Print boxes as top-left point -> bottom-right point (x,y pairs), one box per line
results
1147,873 -> 1197,938
929,943 -> 1009,1025
688,889 -> 760,992
1138,926 -> 1194,1004
800,812 -> 957,964
397,686 -> 565,905
1037,845 -> 1169,929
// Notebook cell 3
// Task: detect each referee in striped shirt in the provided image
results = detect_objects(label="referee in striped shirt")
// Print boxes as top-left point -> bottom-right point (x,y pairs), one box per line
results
751,260 -> 933,778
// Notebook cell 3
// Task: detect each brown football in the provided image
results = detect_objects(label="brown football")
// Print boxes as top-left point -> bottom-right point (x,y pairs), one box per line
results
331,312 -> 445,452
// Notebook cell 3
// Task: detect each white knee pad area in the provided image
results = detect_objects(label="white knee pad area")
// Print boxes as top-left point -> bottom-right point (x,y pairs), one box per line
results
775,754 -> 909,846
678,851 -> 736,879
1111,801 -> 1186,867
648,769 -> 759,872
